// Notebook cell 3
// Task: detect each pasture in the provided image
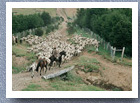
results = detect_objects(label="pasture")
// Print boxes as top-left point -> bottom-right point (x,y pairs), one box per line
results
12,8 -> 132,91
12,8 -> 57,16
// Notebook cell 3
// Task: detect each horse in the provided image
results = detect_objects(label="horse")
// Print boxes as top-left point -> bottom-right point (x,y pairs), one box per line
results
36,58 -> 48,76
27,58 -> 48,78
49,50 -> 66,70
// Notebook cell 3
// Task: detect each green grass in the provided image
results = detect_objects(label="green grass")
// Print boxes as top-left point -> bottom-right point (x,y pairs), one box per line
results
81,85 -> 105,91
12,44 -> 36,74
22,67 -> 105,91
120,61 -> 132,66
102,67 -> 107,70
95,45 -> 132,66
79,56 -> 100,64
76,56 -> 100,73
75,27 -> 92,38
12,44 -> 36,60
47,71 -> 104,91
86,46 -> 96,53
63,65 -> 73,68
112,87 -> 123,91
49,81 -> 104,91
12,45 -> 27,57
73,27 -> 132,67
66,71 -> 83,83
12,66 -> 25,74
82,64 -> 99,72
22,84 -> 43,91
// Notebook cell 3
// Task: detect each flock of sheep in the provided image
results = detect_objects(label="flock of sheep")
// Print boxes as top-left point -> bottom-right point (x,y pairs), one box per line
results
20,32 -> 99,77
22,33 -> 99,63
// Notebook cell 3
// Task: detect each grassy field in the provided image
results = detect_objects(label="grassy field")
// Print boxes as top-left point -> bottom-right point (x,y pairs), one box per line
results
12,8 -> 57,16
22,70 -> 105,91
12,43 -> 36,74
22,84 -> 43,91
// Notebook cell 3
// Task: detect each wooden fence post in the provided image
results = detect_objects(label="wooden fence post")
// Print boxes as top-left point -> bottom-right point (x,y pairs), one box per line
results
110,46 -> 113,57
121,47 -> 125,61
104,40 -> 106,49
107,42 -> 109,50
112,47 -> 116,61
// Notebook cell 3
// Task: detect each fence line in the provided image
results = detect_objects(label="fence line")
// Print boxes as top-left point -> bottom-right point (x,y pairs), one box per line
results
13,20 -> 62,38
82,27 -> 125,61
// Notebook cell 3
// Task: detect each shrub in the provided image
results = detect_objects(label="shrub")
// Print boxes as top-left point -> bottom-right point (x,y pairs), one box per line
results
35,28 -> 43,36
46,25 -> 57,35
67,22 -> 76,35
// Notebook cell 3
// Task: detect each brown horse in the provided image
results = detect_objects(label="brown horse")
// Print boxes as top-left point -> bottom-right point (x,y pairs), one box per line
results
36,58 -> 48,76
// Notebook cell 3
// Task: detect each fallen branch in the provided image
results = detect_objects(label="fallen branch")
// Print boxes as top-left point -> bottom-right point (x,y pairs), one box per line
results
42,66 -> 75,79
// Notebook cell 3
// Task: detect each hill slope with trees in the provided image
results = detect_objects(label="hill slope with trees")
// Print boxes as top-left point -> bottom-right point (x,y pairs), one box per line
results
74,8 -> 132,56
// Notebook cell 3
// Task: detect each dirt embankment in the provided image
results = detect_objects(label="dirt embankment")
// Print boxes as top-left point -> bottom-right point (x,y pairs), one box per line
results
76,52 -> 132,91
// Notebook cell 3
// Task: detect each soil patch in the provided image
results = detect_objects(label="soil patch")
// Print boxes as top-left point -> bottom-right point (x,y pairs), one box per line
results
12,55 -> 28,67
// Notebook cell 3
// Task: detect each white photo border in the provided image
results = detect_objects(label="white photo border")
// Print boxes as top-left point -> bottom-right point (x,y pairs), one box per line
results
6,2 -> 138,98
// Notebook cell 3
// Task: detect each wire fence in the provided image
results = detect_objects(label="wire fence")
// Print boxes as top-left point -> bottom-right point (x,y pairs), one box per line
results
82,27 -> 125,61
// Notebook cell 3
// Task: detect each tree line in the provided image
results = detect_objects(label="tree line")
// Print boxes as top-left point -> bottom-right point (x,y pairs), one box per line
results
12,11 -> 63,34
74,8 -> 132,57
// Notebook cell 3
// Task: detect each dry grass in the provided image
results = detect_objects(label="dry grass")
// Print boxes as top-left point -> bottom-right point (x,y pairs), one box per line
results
12,8 -> 57,16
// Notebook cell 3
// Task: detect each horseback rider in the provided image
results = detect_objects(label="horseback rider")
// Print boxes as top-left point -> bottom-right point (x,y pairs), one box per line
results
52,46 -> 59,59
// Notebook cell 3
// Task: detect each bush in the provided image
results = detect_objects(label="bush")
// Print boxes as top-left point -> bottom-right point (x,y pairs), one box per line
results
67,22 -> 76,35
46,28 -> 51,35
35,28 -> 43,36
46,25 -> 57,35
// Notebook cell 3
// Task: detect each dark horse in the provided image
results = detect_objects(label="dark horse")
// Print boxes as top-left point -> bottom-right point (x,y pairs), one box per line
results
49,50 -> 66,70
36,58 -> 48,76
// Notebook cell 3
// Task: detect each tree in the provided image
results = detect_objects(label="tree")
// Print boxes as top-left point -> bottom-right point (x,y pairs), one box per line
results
74,8 -> 132,56
40,11 -> 51,26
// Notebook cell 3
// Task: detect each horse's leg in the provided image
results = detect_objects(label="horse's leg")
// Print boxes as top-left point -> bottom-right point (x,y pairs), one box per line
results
59,57 -> 62,68
45,64 -> 47,73
49,61 -> 53,70
43,67 -> 45,74
31,68 -> 34,78
58,59 -> 62,68
40,67 -> 42,76
49,66 -> 51,71
59,61 -> 62,68
36,63 -> 39,72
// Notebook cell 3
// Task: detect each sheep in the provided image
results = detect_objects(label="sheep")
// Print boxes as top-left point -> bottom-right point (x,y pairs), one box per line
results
26,62 -> 37,78
23,31 -> 100,72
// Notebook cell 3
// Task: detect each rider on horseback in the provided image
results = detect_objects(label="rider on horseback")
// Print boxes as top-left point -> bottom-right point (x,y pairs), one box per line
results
52,46 -> 59,59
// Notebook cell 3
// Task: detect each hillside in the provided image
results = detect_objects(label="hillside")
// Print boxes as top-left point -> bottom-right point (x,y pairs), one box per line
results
12,8 -> 132,91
